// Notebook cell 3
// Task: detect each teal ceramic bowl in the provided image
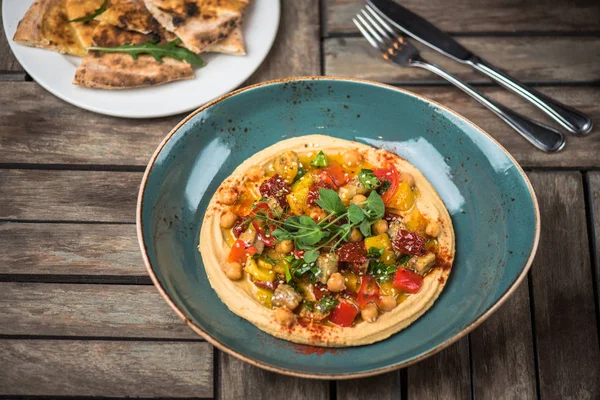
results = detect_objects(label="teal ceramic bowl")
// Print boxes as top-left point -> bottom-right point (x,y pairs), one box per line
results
137,77 -> 539,379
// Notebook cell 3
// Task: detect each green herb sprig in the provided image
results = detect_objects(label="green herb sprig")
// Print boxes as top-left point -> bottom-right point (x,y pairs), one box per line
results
69,0 -> 108,23
87,39 -> 206,67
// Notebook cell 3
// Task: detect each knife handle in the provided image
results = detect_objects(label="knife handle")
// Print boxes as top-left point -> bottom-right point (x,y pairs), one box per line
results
467,56 -> 592,135
411,59 -> 565,153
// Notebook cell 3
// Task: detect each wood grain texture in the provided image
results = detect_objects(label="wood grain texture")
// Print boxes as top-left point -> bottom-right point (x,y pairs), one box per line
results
219,351 -> 329,400
528,172 -> 600,400
246,0 -> 320,83
470,278 -> 537,400
325,0 -> 600,34
0,222 -> 144,276
336,371 -> 400,400
0,339 -> 213,397
0,170 -> 140,222
1,85 -> 599,168
0,282 -> 197,339
407,338 -> 471,399
325,36 -> 600,84
588,172 -> 600,322
0,6 -> 24,74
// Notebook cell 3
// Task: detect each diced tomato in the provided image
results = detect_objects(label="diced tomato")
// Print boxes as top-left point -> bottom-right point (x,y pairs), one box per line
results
248,202 -> 270,217
320,163 -> 349,188
393,268 -> 423,294
227,239 -> 258,263
232,217 -> 247,238
337,241 -> 367,264
373,165 -> 399,203
259,174 -> 291,207
312,283 -> 331,301
328,300 -> 360,327
393,229 -> 426,256
357,274 -> 381,309
307,181 -> 332,206
252,221 -> 276,247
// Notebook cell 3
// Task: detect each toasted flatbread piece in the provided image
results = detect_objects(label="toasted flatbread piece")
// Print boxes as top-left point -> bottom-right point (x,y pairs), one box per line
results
205,25 -> 245,55
65,0 -> 104,47
13,0 -> 86,56
96,0 -> 158,34
73,23 -> 194,89
144,0 -> 249,53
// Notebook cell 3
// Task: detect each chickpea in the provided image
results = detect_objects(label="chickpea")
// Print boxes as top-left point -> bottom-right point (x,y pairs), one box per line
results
372,219 -> 388,235
361,302 -> 379,322
310,208 -> 327,222
349,227 -> 363,242
223,262 -> 243,280
379,295 -> 397,312
275,240 -> 293,254
275,307 -> 296,327
399,172 -> 415,187
327,272 -> 346,292
426,220 -> 441,237
351,194 -> 367,207
247,165 -> 265,181
342,149 -> 363,167
219,187 -> 239,205
220,211 -> 238,229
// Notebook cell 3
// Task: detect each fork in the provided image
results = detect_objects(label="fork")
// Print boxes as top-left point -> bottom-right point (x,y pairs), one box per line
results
353,6 -> 565,153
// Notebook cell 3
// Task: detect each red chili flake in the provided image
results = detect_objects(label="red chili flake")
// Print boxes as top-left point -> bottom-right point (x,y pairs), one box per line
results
337,241 -> 367,264
259,174 -> 291,207
307,180 -> 333,206
393,229 -> 426,256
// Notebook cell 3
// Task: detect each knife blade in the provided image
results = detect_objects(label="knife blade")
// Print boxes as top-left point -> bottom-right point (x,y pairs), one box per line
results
367,0 -> 473,62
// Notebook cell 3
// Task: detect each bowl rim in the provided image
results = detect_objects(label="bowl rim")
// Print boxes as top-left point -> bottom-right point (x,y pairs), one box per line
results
136,76 -> 540,380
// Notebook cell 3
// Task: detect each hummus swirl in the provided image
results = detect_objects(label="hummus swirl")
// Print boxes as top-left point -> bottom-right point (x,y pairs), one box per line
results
200,135 -> 454,347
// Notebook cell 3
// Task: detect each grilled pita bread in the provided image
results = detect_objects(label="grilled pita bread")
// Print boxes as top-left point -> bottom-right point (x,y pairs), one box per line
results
13,0 -> 86,56
143,0 -> 249,53
205,25 -> 245,55
73,23 -> 194,89
65,0 -> 104,47
96,0 -> 158,34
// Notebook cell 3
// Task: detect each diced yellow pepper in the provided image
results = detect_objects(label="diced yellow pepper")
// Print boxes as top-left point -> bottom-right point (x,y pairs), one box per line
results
273,259 -> 289,275
244,258 -> 274,282
254,288 -> 273,308
381,249 -> 396,265
364,234 -> 396,265
342,272 -> 360,292
257,259 -> 273,270
405,207 -> 428,235
380,281 -> 401,297
221,228 -> 236,247
388,182 -> 415,211
286,174 -> 314,215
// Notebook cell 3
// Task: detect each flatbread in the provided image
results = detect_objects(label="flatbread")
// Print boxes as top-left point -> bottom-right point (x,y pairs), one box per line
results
73,23 -> 194,89
205,25 -> 245,55
13,0 -> 86,56
65,0 -> 104,47
96,0 -> 158,34
143,0 -> 250,53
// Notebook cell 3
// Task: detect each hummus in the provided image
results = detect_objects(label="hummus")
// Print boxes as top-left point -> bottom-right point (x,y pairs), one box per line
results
199,135 -> 454,347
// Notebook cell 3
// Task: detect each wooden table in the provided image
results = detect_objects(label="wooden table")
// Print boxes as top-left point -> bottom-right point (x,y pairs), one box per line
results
1,1 -> 599,398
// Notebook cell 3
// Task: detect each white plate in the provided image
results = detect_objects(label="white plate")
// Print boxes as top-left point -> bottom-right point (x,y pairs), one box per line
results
2,0 -> 280,118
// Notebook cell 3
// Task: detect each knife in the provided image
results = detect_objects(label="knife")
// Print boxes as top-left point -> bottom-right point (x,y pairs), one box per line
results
367,0 -> 593,135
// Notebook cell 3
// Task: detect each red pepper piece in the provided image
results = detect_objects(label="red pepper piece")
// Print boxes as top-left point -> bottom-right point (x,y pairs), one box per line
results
251,221 -> 276,247
393,268 -> 423,294
328,300 -> 360,327
307,180 -> 333,206
232,217 -> 247,238
312,283 -> 331,301
393,229 -> 426,256
373,165 -> 399,203
249,202 -> 270,217
357,274 -> 381,309
227,239 -> 258,263
259,174 -> 291,207
320,163 -> 349,188
337,241 -> 367,264
293,248 -> 305,259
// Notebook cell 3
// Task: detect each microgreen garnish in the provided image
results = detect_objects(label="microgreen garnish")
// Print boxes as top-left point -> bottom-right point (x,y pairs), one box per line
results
69,0 -> 108,23
358,169 -> 380,189
367,261 -> 398,283
311,151 -> 329,167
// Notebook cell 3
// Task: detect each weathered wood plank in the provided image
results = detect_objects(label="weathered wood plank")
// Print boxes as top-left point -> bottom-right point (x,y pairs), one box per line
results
0,222 -> 144,276
0,6 -> 24,74
0,340 -> 213,397
1,85 -> 599,168
325,36 -> 600,84
336,371 -> 400,400
0,282 -> 197,339
470,278 -> 537,400
325,0 -> 600,34
407,338 -> 471,399
0,170 -> 140,222
219,352 -> 329,400
528,172 -> 599,400
588,172 -> 600,326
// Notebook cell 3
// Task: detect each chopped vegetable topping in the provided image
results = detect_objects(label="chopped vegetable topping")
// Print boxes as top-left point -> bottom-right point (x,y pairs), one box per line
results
316,294 -> 339,313
328,301 -> 360,327
393,267 -> 423,294
311,151 -> 329,167
259,174 -> 291,208
357,274 -> 381,308
337,241 -> 367,264
393,229 -> 426,256
227,239 -> 257,263
357,169 -> 380,190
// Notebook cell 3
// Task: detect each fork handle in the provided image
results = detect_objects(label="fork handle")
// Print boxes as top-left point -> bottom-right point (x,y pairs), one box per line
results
410,59 -> 565,153
467,56 -> 592,135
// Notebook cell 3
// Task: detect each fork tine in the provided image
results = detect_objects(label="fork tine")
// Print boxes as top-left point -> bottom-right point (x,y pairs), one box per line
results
360,9 -> 393,42
365,5 -> 396,36
356,13 -> 386,46
353,17 -> 380,50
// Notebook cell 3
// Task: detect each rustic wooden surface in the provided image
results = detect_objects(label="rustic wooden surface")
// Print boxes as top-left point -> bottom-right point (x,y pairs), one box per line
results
0,0 -> 599,398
